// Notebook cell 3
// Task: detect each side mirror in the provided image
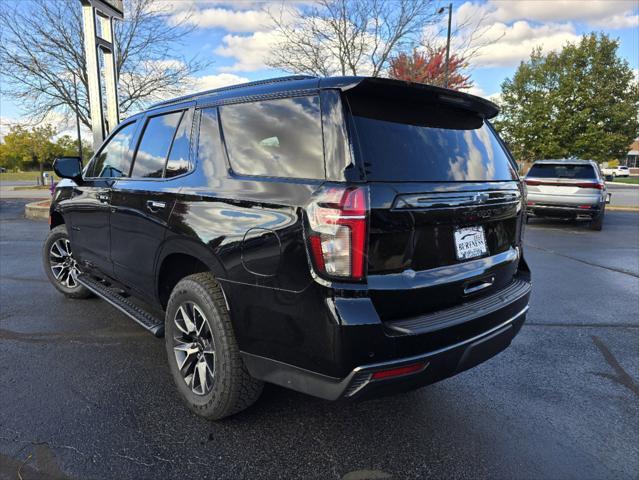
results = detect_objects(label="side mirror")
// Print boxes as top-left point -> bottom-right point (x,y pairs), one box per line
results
53,157 -> 83,183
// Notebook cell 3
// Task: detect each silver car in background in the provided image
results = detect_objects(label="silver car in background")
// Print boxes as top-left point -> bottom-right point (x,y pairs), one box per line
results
525,159 -> 610,231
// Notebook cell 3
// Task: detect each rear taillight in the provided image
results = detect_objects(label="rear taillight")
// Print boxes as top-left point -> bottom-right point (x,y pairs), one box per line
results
526,179 -> 603,190
306,186 -> 368,281
576,182 -> 604,190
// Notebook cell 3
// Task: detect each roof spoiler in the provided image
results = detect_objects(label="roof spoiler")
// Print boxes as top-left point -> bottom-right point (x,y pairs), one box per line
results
328,77 -> 499,119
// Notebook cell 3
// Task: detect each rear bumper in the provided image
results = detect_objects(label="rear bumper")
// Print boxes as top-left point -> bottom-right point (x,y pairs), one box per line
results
242,276 -> 531,400
526,192 -> 603,218
526,203 -> 601,218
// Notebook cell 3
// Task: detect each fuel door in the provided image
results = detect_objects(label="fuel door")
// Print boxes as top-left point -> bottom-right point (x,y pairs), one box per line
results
241,227 -> 281,277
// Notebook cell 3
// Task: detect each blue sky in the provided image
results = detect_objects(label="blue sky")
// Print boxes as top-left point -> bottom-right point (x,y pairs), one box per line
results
155,0 -> 639,99
1,0 -> 638,130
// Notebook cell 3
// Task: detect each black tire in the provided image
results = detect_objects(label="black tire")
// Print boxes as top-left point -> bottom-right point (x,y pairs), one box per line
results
590,207 -> 604,231
165,272 -> 263,420
42,225 -> 92,298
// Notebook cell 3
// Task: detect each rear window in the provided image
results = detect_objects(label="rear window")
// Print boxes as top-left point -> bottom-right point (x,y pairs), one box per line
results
348,96 -> 516,182
527,163 -> 596,179
219,96 -> 325,180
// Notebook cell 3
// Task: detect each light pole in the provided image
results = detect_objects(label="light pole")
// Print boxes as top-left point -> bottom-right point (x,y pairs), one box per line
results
438,3 -> 453,89
72,72 -> 83,162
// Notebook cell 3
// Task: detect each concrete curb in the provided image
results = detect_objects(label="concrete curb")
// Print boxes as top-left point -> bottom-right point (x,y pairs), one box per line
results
607,206 -> 639,212
25,200 -> 50,220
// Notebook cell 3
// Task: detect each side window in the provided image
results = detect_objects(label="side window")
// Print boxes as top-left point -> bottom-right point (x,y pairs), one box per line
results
219,96 -> 325,180
88,122 -> 137,178
197,107 -> 225,178
165,109 -> 193,178
131,111 -> 183,178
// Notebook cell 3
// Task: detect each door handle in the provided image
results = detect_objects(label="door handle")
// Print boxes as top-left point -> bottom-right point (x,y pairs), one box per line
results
97,193 -> 109,202
464,277 -> 494,295
146,200 -> 166,212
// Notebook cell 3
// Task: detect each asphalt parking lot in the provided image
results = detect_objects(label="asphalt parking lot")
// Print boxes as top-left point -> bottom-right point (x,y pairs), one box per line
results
1,199 -> 638,480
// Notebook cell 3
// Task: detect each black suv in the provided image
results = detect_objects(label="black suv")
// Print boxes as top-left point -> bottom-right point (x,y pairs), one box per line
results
46,76 -> 531,419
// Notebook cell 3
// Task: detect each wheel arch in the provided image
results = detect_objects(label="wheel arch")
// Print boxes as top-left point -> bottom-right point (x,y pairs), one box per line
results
49,209 -> 64,229
155,238 -> 227,310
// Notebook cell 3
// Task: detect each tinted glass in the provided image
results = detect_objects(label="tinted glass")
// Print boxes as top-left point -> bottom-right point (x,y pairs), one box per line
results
348,95 -> 516,182
165,109 -> 193,178
197,108 -> 225,179
132,111 -> 182,178
527,163 -> 596,179
89,122 -> 137,178
220,96 -> 325,180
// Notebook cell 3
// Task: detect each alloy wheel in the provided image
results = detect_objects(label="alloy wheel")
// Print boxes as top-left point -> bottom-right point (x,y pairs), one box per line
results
172,301 -> 216,396
49,238 -> 80,289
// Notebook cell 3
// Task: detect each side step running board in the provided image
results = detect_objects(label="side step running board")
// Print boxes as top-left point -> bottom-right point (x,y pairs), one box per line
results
77,274 -> 164,337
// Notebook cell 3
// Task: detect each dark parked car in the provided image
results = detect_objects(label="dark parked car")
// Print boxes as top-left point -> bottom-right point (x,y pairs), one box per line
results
45,76 -> 531,419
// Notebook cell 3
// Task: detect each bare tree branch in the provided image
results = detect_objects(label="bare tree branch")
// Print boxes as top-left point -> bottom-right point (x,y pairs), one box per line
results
420,7 -> 504,73
266,0 -> 439,77
0,0 -> 211,128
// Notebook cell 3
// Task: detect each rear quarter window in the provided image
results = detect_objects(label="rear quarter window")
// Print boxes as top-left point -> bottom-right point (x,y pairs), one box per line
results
219,96 -> 325,180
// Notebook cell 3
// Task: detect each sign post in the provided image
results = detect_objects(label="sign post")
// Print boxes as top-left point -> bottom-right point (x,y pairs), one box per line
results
80,0 -> 124,149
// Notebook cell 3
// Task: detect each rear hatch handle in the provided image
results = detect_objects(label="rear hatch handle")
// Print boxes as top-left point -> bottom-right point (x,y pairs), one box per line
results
464,276 -> 495,295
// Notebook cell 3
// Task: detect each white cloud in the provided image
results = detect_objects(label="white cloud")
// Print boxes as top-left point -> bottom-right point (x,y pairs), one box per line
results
171,6 -> 274,32
468,21 -> 581,68
160,1 -> 268,13
189,73 -> 249,91
487,92 -> 503,105
589,13 -> 639,29
215,31 -> 283,72
487,0 -> 637,26
465,85 -> 485,97
444,1 -> 637,70
0,117 -> 17,142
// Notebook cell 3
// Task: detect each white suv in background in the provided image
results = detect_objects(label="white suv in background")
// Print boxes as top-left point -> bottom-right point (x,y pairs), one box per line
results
525,159 -> 610,231
602,165 -> 630,178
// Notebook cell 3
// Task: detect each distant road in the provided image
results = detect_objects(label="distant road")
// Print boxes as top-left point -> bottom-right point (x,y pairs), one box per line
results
607,182 -> 639,207
0,185 -> 52,199
0,180 -> 35,187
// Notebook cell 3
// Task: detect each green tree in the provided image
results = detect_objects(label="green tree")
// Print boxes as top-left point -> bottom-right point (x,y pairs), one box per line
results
0,143 -> 21,170
53,135 -> 93,162
1,126 -> 93,171
494,33 -> 639,163
1,124 -> 58,172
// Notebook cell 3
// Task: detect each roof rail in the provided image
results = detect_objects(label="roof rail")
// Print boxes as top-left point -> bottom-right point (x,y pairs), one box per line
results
150,75 -> 317,108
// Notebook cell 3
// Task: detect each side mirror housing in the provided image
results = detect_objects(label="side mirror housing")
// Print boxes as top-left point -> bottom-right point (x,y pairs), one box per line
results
53,157 -> 83,183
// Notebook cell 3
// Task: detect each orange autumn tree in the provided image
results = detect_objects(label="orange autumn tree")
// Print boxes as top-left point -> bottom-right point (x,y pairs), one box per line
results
389,48 -> 472,90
